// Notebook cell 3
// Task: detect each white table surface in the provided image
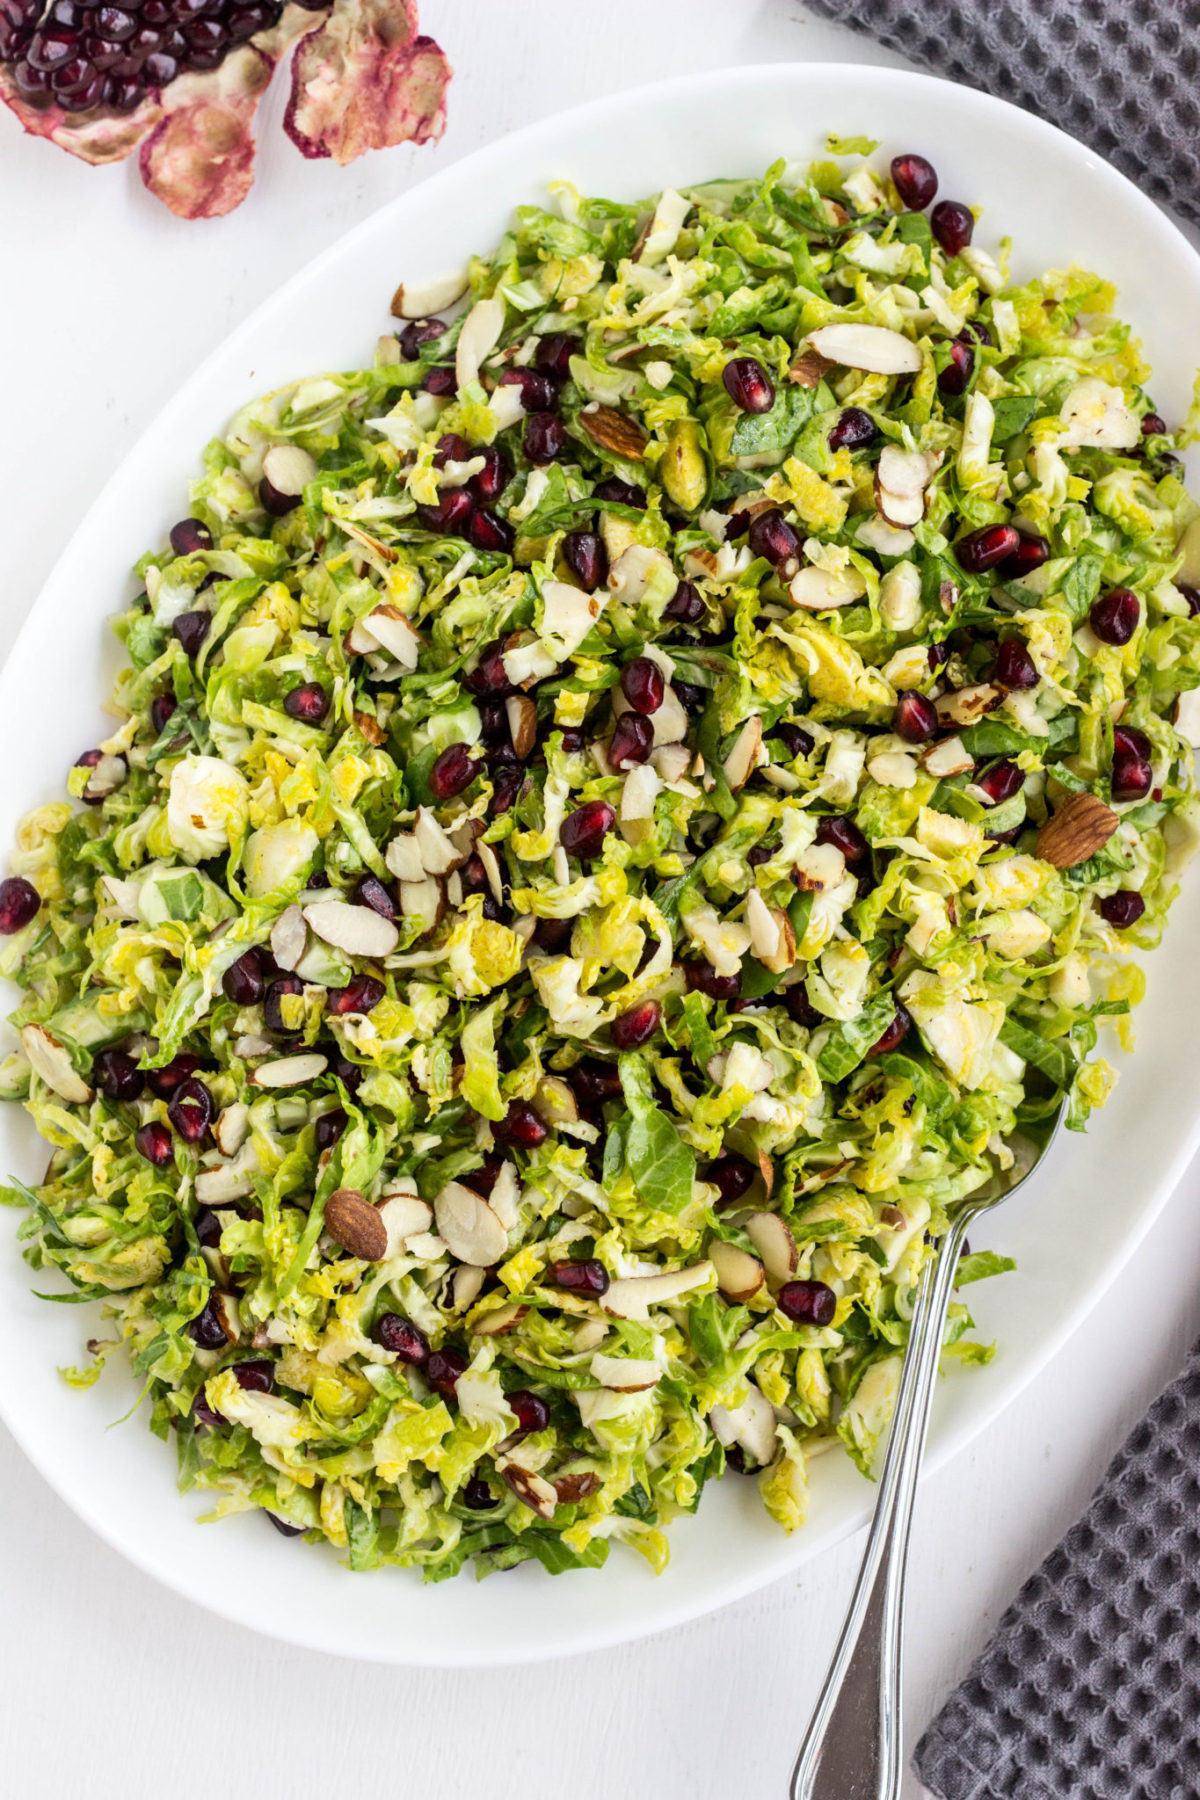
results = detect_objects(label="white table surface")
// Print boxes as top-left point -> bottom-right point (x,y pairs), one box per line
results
4,4 -> 1199,1795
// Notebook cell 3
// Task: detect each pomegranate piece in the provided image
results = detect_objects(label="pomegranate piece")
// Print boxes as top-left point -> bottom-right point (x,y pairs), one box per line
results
682,959 -> 740,1002
1089,588 -> 1140,646
150,692 -> 177,735
491,763 -> 525,814
464,640 -> 513,698
327,973 -> 386,1016
893,691 -> 937,744
890,152 -> 937,209
330,1050 -> 363,1094
314,1107 -> 347,1152
611,999 -> 661,1050
937,339 -> 973,397
535,332 -> 579,379
1113,724 -> 1151,760
867,1003 -> 912,1059
169,517 -> 212,556
282,0 -> 450,169
283,681 -> 328,723
353,873 -> 398,920
499,366 -> 558,413
777,1279 -> 837,1326
955,524 -> 1020,574
569,1058 -> 623,1103
524,412 -> 567,465
993,638 -> 1038,690
467,507 -> 514,554
399,317 -> 443,361
608,713 -> 653,769
421,366 -> 458,397
1111,752 -> 1152,803
265,1512 -> 305,1537
469,445 -> 511,504
814,815 -> 868,862
593,477 -> 646,509
1179,584 -> 1200,617
144,1051 -> 203,1098
931,199 -> 974,256
430,742 -> 481,800
722,355 -> 776,414
784,983 -> 822,1028
425,1348 -> 468,1398
621,656 -> 666,715
545,1258 -> 609,1297
462,1475 -> 495,1509
976,759 -> 1025,806
559,800 -> 616,859
494,1099 -> 548,1149
747,508 -> 800,568
1099,890 -> 1146,928
93,1047 -> 143,1102
139,42 -> 278,222
1142,412 -> 1167,436
773,723 -> 814,759
222,946 -> 270,1005
700,1151 -> 755,1206
827,407 -> 877,453
374,1313 -> 430,1363
136,1121 -> 174,1166
168,1075 -> 214,1143
433,432 -> 470,467
563,529 -> 607,591
0,876 -> 40,934
507,1389 -> 549,1436
416,484 -> 473,536
1000,532 -> 1050,580
188,1294 -> 231,1350
263,973 -> 304,1034
172,609 -> 211,656
663,579 -> 704,625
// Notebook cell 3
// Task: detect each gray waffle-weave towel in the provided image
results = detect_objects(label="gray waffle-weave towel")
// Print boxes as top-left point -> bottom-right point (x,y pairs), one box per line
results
804,0 -> 1200,229
913,1341 -> 1200,1799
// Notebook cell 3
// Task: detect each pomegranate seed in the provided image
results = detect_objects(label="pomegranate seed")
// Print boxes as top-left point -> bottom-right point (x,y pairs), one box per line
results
1178,584 -> 1200,617
173,610 -> 210,656
938,339 -> 974,397
283,682 -> 328,724
747,508 -> 800,567
1113,724 -> 1151,760
931,200 -> 974,256
976,759 -> 1025,805
535,332 -> 579,379
828,407 -> 877,453
430,742 -> 482,800
353,874 -> 398,920
374,1314 -> 429,1363
265,1512 -> 305,1537
331,1051 -> 363,1094
169,517 -> 212,556
773,723 -> 814,759
426,1349 -> 468,1397
673,679 -> 708,714
1111,752 -> 1152,803
500,366 -> 558,412
570,1058 -> 622,1103
467,507 -> 515,554
700,1151 -> 755,1205
399,318 -> 443,360
464,640 -> 513,698
188,1295 -> 231,1350
1099,891 -> 1146,928
682,959 -> 740,1001
1142,412 -> 1167,436
545,1258 -> 609,1297
747,842 -> 774,868
469,445 -> 511,504
416,485 -> 474,536
524,412 -> 567,465
664,580 -> 704,625
461,1157 -> 502,1197
0,876 -> 40,934
422,366 -> 458,397
136,1122 -> 173,1167
928,642 -> 950,670
264,974 -> 304,1034
314,1107 -> 347,1152
560,800 -> 615,860
221,946 -> 270,1005
495,1099 -> 548,1149
594,476 -> 647,508
327,973 -> 385,1016
891,152 -> 938,209
433,432 -> 470,467
993,638 -> 1038,689
784,983 -> 822,1028
459,854 -> 491,900
93,1047 -> 143,1102
961,321 -> 992,346
508,1389 -> 550,1436
491,764 -> 526,813
609,713 -> 653,769
814,815 -> 868,862
144,1052 -> 202,1098
867,1003 -> 912,1058
1090,588 -> 1140,645
611,999 -> 661,1049
478,702 -> 507,744
893,691 -> 937,743
777,1279 -> 837,1326
150,692 -> 177,735
956,524 -> 1020,574
563,529 -> 607,590
722,356 -> 776,414
168,1076 -> 213,1143
1000,532 -> 1050,580
462,1475 -> 495,1509
620,657 -> 664,715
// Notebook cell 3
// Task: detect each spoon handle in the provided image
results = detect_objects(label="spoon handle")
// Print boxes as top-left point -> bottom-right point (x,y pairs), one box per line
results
789,1208 -> 974,1800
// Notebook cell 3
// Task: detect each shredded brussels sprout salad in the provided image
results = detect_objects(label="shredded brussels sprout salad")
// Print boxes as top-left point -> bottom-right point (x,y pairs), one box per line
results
3,136 -> 1200,1582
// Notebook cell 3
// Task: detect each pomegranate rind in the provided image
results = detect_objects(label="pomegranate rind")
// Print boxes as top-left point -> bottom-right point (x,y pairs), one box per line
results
0,65 -> 159,165
283,0 -> 451,166
138,47 -> 276,222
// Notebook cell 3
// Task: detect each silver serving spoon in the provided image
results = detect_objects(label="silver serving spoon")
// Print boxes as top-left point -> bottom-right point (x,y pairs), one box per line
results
789,1104 -> 1065,1800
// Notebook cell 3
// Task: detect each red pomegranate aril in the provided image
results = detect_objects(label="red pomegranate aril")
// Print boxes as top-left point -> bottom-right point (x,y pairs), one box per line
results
928,643 -> 949,671
700,1151 -> 755,1206
828,407 -> 877,453
398,318 -> 443,360
416,484 -> 474,535
621,656 -> 665,715
664,580 -> 704,625
422,366 -> 458,397
221,946 -> 269,1006
232,1360 -> 274,1396
469,445 -> 510,504
1099,890 -> 1146,929
500,366 -> 558,413
264,974 -> 304,1034
891,152 -> 938,210
508,1389 -> 550,1436
492,764 -> 526,813
464,640 -> 512,698
682,959 -> 740,1002
1000,532 -> 1050,580
150,692 -> 177,735
608,713 -> 653,769
169,518 -> 212,558
433,431 -> 470,467
1111,752 -> 1152,803
814,815 -> 868,863
467,507 -> 514,554
426,1349 -> 468,1398
956,524 -> 1020,574
535,332 -> 579,379
353,874 -> 398,920
784,983 -> 822,1028
777,1278 -> 837,1326
136,1122 -> 173,1167
993,637 -> 1038,689
331,1051 -> 363,1094
931,199 -> 974,257
546,1258 -> 609,1297
723,356 -> 776,414
283,681 -> 328,724
430,742 -> 482,801
747,508 -> 800,567
1113,724 -> 1151,760
976,759 -> 1025,806
108,75 -> 141,110
0,876 -> 40,934
570,1058 -> 623,1103
1090,587 -> 1140,645
168,1076 -> 213,1143
867,1002 -> 912,1059
1142,412 -> 1167,436
563,529 -> 608,591
27,21 -> 79,64
611,999 -> 661,1050
462,1475 -> 495,1509
50,54 -> 94,92
560,800 -> 615,859
893,690 -> 937,744
93,1047 -> 143,1102
327,973 -> 386,1016
594,477 -> 646,509
71,68 -> 116,107
144,1052 -> 202,1098
459,855 -> 492,899
524,412 -> 567,465
314,1107 -> 347,1153
188,1294 -> 231,1350
938,339 -> 974,397
266,1512 -> 305,1537
1178,584 -> 1200,617
374,1313 -> 429,1363
773,723 -> 814,759
173,609 -> 211,656
495,1099 -> 548,1149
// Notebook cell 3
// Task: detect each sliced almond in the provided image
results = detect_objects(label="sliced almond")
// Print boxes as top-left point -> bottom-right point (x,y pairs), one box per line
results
743,1211 -> 799,1285
455,295 -> 505,391
759,906 -> 795,976
385,833 -> 425,883
487,1161 -> 520,1229
857,514 -> 916,557
213,1102 -> 249,1158
251,1053 -> 329,1089
475,838 -> 505,906
21,1025 -> 92,1104
651,742 -> 691,783
261,444 -> 318,502
446,1263 -> 486,1310
434,1180 -> 508,1266
935,683 -> 1003,727
376,1192 -> 433,1256
553,1469 -> 601,1504
413,806 -> 467,876
602,1262 -> 712,1322
194,1156 -> 256,1205
710,1383 -> 777,1466
922,736 -> 975,778
354,709 -> 387,747
324,1188 -> 388,1262
505,694 -> 538,759
805,323 -> 922,376
1174,689 -> 1200,748
1036,791 -> 1120,869
207,1289 -> 242,1348
745,886 -> 781,962
390,269 -> 468,320
789,346 -> 834,387
789,563 -> 868,611
589,1352 -> 661,1392
302,899 -> 399,958
498,1459 -> 558,1520
723,716 -> 762,791
361,605 -> 421,670
709,1240 -> 766,1303
579,405 -> 648,460
399,878 -> 444,934
473,1301 -> 528,1336
534,1075 -> 578,1128
270,903 -> 307,972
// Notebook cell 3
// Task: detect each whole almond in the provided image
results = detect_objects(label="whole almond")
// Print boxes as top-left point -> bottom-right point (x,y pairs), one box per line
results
324,1188 -> 388,1261
579,405 -> 648,461
505,694 -> 538,759
1036,791 -> 1119,869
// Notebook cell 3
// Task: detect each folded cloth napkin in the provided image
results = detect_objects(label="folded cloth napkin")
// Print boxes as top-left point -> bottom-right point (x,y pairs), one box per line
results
912,1341 -> 1200,1799
804,0 -> 1200,229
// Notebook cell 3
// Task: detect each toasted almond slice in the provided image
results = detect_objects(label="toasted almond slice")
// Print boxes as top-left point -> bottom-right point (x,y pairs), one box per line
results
589,1352 -> 661,1392
399,878 -> 444,934
877,445 -> 937,498
745,887 -> 781,961
261,444 -> 317,502
743,1211 -> 799,1285
376,1192 -> 433,1256
651,742 -> 691,783
789,346 -> 834,387
455,296 -> 505,390
21,1024 -> 92,1104
353,708 -> 387,747
446,1263 -> 486,1310
805,323 -> 922,376
789,563 -> 868,611
723,717 -> 762,791
498,1459 -> 558,1520
473,1301 -> 529,1336
324,1188 -> 388,1262
935,683 -> 1003,727
602,1263 -> 712,1321
205,1290 -> 242,1348
760,906 -> 795,976
361,605 -> 420,669
385,833 -> 425,883
1037,791 -> 1120,869
213,1102 -> 249,1158
270,903 -> 307,972
875,479 -> 925,530
413,806 -> 467,876
302,899 -> 399,958
505,694 -> 538,759
579,405 -> 648,460
1175,689 -> 1200,747
390,269 -> 468,320
709,1239 -> 766,1303
194,1157 -> 256,1205
710,1383 -> 777,1466
476,838 -> 505,905
434,1180 -> 508,1266
857,514 -> 916,557
922,735 -> 975,778
251,1053 -> 328,1089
